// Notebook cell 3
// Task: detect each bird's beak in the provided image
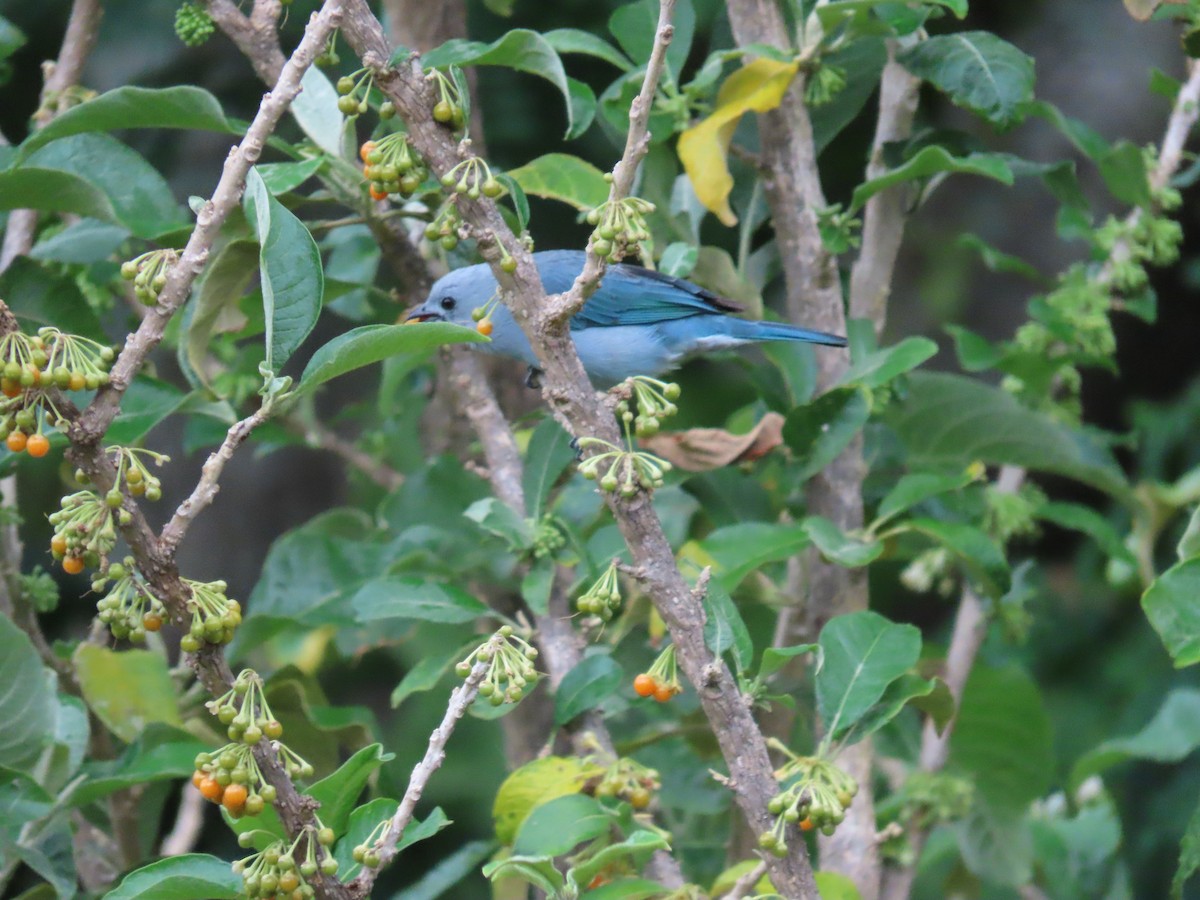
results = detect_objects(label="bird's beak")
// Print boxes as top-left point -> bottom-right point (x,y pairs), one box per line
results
404,308 -> 443,324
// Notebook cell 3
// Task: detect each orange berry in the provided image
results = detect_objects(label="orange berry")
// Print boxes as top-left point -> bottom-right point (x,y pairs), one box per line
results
26,434 -> 50,458
222,782 -> 248,814
369,184 -> 389,201
50,535 -> 67,557
633,673 -> 656,697
1,378 -> 20,398
360,140 -> 376,163
62,555 -> 85,575
800,817 -> 815,832
653,683 -> 676,703
198,776 -> 223,802
476,318 -> 494,336
29,367 -> 40,386
68,373 -> 85,391
143,613 -> 164,632
6,431 -> 27,453
192,770 -> 205,790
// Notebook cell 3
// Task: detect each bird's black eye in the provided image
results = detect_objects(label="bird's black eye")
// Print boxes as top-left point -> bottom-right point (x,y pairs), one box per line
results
439,296 -> 457,311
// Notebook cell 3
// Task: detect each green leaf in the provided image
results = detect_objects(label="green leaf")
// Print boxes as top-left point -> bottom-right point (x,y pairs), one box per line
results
817,611 -> 922,740
839,337 -> 938,388
956,802 -> 1033,887
483,855 -> 566,894
898,31 -> 1035,128
465,497 -> 534,550
702,581 -> 754,672
514,793 -> 610,856
659,242 -> 699,278
421,30 -> 581,138
30,219 -> 128,265
544,29 -> 632,70
1142,558 -> 1200,667
759,643 -> 819,680
803,516 -> 883,567
106,376 -> 190,445
1173,799 -> 1200,900
493,756 -> 602,844
102,854 -> 240,900
255,158 -> 325,195
569,830 -> 671,889
1036,501 -> 1136,565
243,166 -> 323,371
608,0 -> 694,81
73,645 -> 181,742
0,15 -> 26,64
1098,140 -> 1152,208
523,418 -> 575,518
814,871 -> 864,900
352,576 -> 489,625
307,743 -> 395,836
522,558 -> 555,616
0,616 -> 56,774
783,386 -> 871,480
1070,689 -> 1200,790
888,372 -> 1129,498
71,724 -> 207,807
0,256 -> 104,340
506,153 -> 610,212
580,878 -> 672,900
949,664 -> 1053,812
390,642 -> 474,708
185,240 -> 258,390
292,67 -> 345,158
695,522 -> 809,591
296,322 -> 484,396
333,797 -> 398,877
876,470 -> 977,521
850,146 -> 1013,212
19,85 -> 237,161
1179,505 -> 1200,562
905,518 -> 1010,598
555,654 -> 623,725
812,37 -> 888,155
847,673 -> 952,745
0,167 -> 118,221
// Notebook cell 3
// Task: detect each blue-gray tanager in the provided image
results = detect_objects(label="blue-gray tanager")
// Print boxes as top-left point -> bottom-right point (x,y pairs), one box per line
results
406,249 -> 846,385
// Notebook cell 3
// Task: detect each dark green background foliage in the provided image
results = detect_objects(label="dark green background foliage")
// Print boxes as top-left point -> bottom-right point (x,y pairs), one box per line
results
3,1 -> 1200,899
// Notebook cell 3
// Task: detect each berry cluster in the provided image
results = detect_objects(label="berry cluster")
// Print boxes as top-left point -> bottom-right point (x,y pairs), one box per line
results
531,516 -> 566,559
92,559 -> 166,642
440,157 -> 502,201
616,376 -> 680,438
314,31 -> 340,68
335,68 -> 377,118
359,135 -> 428,201
423,201 -> 463,252
577,436 -> 672,496
575,560 -> 622,621
759,754 -> 859,855
207,669 -> 285,746
591,756 -> 660,810
192,745 -> 276,817
100,445 -> 167,502
174,1 -> 215,47
585,191 -> 655,263
179,578 -> 242,652
426,68 -> 466,130
121,249 -> 179,306
455,625 -> 540,706
233,827 -> 338,899
632,644 -> 681,703
49,490 -> 126,575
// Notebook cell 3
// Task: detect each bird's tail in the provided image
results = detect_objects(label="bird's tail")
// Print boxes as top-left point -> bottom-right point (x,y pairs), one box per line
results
731,319 -> 847,347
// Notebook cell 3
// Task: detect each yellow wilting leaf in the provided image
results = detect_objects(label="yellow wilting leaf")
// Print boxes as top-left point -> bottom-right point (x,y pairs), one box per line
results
677,57 -> 801,226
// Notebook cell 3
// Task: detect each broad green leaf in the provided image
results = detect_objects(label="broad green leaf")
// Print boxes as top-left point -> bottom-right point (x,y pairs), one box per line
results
569,830 -> 671,889
679,58 -> 801,225
1098,140 -> 1152,208
0,15 -> 26,64
949,664 -> 1053,812
1029,796 -> 1122,899
1179,505 -> 1200,561
514,793 -> 610,856
483,855 -> 566,894
19,85 -> 238,161
71,724 -> 207,807
258,667 -> 376,778
0,768 -> 52,843
30,219 -> 128,264
1025,99 -> 1111,161
555,653 -> 623,725
522,558 -> 554,616
947,323 -> 1005,371
465,497 -> 534,550
814,871 -> 864,900
1142,558 -> 1200,667
523,417 -> 575,518
1173,799 -> 1200,899
493,756 -> 603,843
850,146 -> 1013,212
702,581 -> 754,672
888,372 -> 1129,498
817,611 -> 922,739
333,797 -> 398,878
803,516 -> 883,567
905,518 -> 1010,597
306,743 -> 395,836
1071,689 -> 1200,790
783,385 -> 871,480
255,158 -> 325,195
0,616 -> 56,774
759,643 -> 819,680
847,673 -> 953,744
898,32 -> 1035,128
420,30 -> 582,138
352,576 -> 489,624
812,37 -> 888,155
74,645 -> 181,742
291,68 -> 344,158
876,470 -> 977,521
609,0 -> 694,81
243,166 -> 323,371
957,233 -> 1045,282
390,642 -> 475,708
839,337 -> 938,388
956,802 -> 1034,887
0,256 -> 104,339
694,522 -> 809,591
102,854 -> 241,900
0,167 -> 118,221
544,29 -> 632,70
507,153 -> 610,211
659,242 -> 699,278
106,376 -> 190,445
580,877 -> 672,900
1036,501 -> 1136,565
296,322 -> 484,396
186,239 -> 258,390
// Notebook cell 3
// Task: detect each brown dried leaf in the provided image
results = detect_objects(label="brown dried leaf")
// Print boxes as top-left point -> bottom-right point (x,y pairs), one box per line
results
640,412 -> 785,472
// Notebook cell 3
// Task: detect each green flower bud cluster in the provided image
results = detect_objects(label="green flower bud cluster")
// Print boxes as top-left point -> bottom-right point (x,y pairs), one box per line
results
179,577 -> 242,653
49,490 -> 126,575
455,625 -> 540,706
900,771 -> 974,826
577,436 -> 672,497
92,558 -> 166,642
233,825 -> 338,898
804,62 -> 847,108
360,133 -> 428,200
121,249 -> 180,306
174,1 -> 215,47
193,742 -> 276,817
816,203 -> 862,255
439,157 -> 503,202
424,201 -> 463,252
898,546 -> 954,596
585,193 -> 655,263
532,516 -> 566,559
575,560 -> 622,620
759,756 -> 858,856
983,481 -> 1046,544
104,445 -> 167,503
19,568 -> 60,614
617,376 -> 681,438
592,756 -> 660,809
425,68 -> 466,130
207,668 -> 285,746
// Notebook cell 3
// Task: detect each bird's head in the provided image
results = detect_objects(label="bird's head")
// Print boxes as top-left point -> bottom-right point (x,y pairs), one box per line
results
405,262 -> 496,328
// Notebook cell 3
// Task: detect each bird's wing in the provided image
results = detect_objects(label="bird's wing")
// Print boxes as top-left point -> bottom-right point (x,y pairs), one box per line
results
571,262 -> 743,329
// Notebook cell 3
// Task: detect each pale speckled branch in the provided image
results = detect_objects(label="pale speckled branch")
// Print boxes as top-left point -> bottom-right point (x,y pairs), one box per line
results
205,0 -> 287,83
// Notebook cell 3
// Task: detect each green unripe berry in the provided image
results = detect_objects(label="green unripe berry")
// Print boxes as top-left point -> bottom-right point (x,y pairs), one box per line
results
482,178 -> 503,198
105,489 -> 123,508
592,238 -> 612,257
500,256 -> 517,273
320,858 -> 339,876
432,100 -> 453,123
336,76 -> 355,95
380,100 -> 395,119
242,725 -> 263,744
337,95 -> 359,115
259,784 -> 277,803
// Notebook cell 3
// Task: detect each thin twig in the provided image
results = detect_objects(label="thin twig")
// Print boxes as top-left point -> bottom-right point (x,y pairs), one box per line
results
205,0 -> 287,83
726,860 -> 768,900
281,413 -> 404,491
160,784 -> 207,856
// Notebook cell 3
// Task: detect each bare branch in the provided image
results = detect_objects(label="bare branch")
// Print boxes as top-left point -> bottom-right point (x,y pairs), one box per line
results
160,784 -> 207,857
282,414 -> 405,491
727,859 -> 769,900
447,352 -> 526,513
205,0 -> 287,82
